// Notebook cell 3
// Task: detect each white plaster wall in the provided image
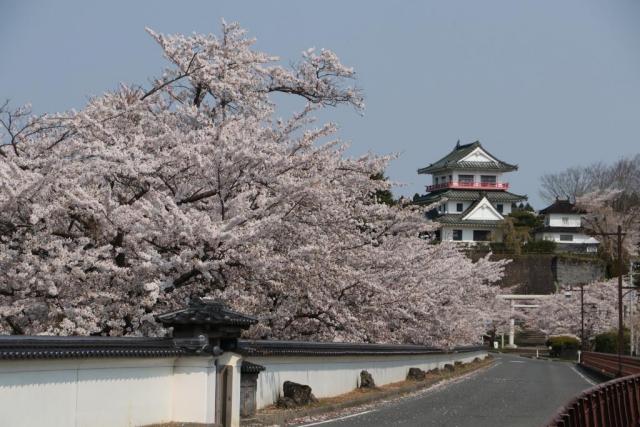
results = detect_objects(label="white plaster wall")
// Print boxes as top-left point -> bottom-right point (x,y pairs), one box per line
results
441,227 -> 501,242
500,203 -> 512,215
447,200 -> 468,213
0,356 -> 217,427
172,357 -> 218,424
248,351 -> 487,409
547,213 -> 582,227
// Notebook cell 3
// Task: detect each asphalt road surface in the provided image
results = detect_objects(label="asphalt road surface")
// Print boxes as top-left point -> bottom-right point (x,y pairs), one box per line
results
296,354 -> 598,427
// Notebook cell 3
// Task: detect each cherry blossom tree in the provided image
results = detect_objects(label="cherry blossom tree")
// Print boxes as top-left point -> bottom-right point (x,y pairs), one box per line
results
578,190 -> 640,266
527,280 -> 619,339
0,22 -> 506,346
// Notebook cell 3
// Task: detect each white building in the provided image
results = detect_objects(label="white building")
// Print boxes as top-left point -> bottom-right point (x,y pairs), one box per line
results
414,141 -> 527,242
534,198 -> 599,253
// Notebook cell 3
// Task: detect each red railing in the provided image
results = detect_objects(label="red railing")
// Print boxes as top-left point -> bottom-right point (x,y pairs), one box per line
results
547,352 -> 640,426
547,373 -> 640,427
425,181 -> 509,192
581,351 -> 640,378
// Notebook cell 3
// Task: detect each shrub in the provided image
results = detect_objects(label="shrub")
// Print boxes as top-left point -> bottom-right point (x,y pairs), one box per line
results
523,240 -> 556,254
508,210 -> 543,229
546,335 -> 580,358
594,329 -> 630,354
489,242 -> 511,254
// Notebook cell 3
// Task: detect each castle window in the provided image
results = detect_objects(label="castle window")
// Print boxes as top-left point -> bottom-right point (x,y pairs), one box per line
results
480,175 -> 497,184
473,230 -> 491,241
459,175 -> 474,184
496,204 -> 503,213
456,203 -> 463,212
452,230 -> 463,241
560,234 -> 573,242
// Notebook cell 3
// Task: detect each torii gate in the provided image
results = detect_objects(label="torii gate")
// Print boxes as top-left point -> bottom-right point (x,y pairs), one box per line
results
497,294 -> 552,348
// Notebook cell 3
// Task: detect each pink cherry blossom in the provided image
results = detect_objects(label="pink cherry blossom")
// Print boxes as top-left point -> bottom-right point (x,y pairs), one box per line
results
0,22 -> 506,347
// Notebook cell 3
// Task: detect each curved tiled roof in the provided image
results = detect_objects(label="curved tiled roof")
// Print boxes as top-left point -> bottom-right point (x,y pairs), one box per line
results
414,190 -> 527,206
539,199 -> 585,215
236,340 -> 486,357
417,141 -> 518,174
156,298 -> 258,328
241,360 -> 266,373
0,336 -> 185,360
434,215 -> 504,228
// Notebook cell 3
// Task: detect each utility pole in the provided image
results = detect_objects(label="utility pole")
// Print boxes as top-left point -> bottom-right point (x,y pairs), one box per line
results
579,283 -> 585,351
592,225 -> 626,376
618,225 -> 623,376
631,260 -> 638,356
633,295 -> 637,356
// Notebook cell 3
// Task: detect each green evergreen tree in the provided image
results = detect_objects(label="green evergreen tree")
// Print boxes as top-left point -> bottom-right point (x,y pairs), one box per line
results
370,172 -> 395,206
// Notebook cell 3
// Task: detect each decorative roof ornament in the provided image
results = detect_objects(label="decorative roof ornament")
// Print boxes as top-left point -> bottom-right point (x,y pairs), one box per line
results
156,298 -> 258,354
156,297 -> 258,328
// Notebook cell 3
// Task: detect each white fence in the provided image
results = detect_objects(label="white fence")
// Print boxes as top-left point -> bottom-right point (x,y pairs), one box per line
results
0,355 -> 221,427
247,350 -> 487,409
0,335 -> 487,427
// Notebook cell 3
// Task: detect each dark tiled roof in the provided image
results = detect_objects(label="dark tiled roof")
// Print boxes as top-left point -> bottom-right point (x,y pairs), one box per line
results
236,340 -> 486,357
417,141 -> 518,174
0,337 -> 487,361
454,161 -> 515,170
539,199 -> 586,215
414,190 -> 527,205
156,298 -> 258,328
459,199 -> 481,218
533,226 -> 587,233
0,336 -> 185,360
241,360 -> 266,373
433,214 -> 504,228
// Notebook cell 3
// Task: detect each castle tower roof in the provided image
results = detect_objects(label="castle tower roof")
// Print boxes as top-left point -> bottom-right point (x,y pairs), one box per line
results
417,141 -> 518,175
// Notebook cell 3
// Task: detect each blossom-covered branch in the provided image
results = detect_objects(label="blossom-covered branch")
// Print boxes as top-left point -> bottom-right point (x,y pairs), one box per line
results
0,22 -> 505,347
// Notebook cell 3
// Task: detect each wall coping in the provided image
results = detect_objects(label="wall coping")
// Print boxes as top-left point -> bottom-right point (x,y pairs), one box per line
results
0,335 -> 186,360
0,335 -> 487,361
235,339 -> 486,357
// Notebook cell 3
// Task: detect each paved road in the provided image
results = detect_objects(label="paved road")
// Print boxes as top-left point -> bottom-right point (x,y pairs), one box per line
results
296,354 -> 598,427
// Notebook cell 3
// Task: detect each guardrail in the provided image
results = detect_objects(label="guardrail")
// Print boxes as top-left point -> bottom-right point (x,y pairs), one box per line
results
581,351 -> 640,378
547,374 -> 640,427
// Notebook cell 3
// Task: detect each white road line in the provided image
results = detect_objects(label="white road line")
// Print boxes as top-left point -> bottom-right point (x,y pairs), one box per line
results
509,361 -> 525,363
571,366 -> 596,386
486,361 -> 502,370
298,361 -> 497,426
298,410 -> 374,426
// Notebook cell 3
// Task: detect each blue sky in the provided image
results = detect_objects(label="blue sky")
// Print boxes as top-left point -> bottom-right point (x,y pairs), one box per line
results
2,1 -> 640,208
